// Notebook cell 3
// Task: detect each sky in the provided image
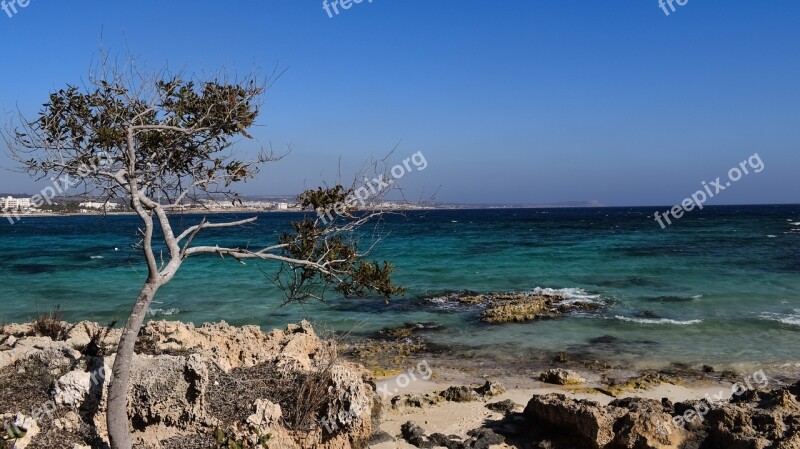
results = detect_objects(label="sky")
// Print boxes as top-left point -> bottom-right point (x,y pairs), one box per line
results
0,0 -> 798,206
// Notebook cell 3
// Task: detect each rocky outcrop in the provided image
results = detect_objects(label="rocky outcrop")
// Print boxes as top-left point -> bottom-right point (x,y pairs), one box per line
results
0,320 -> 375,449
424,291 -> 602,323
704,387 -> 800,448
520,382 -> 800,449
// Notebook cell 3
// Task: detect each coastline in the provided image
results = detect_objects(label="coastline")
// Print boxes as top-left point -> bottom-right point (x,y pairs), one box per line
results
2,318 -> 799,449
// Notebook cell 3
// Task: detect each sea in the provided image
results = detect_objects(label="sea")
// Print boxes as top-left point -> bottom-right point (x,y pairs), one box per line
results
1,205 -> 799,371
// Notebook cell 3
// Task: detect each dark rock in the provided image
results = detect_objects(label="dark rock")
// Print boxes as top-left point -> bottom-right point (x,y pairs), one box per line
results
368,429 -> 395,445
440,386 -> 480,403
588,335 -> 619,345
428,433 -> 461,449
391,393 -> 442,410
400,421 -> 430,448
475,380 -> 506,398
465,428 -> 505,448
486,399 -> 520,415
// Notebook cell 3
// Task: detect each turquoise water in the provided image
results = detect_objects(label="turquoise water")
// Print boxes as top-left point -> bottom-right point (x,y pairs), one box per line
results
1,206 -> 799,368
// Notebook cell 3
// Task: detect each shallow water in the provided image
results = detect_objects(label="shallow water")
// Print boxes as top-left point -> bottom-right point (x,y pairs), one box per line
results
1,205 -> 798,369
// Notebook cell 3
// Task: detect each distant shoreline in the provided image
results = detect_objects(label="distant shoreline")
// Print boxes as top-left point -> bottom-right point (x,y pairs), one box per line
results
6,202 -> 799,220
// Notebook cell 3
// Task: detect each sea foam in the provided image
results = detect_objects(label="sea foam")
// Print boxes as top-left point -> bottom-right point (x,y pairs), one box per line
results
614,315 -> 702,325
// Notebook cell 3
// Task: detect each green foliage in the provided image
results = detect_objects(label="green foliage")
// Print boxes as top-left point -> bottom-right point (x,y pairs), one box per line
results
0,424 -> 25,449
211,427 -> 270,449
276,214 -> 403,301
297,185 -> 353,214
14,74 -> 264,198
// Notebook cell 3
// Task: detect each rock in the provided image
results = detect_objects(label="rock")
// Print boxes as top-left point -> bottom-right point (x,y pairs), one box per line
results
135,319 -> 326,372
54,369 -> 94,407
540,368 -> 586,385
369,429 -> 396,445
319,364 -> 375,433
486,399 -> 521,414
609,397 -> 690,449
63,321 -> 121,351
475,380 -> 506,398
440,385 -> 480,403
400,421 -> 429,447
424,291 -> 602,324
481,292 -> 600,324
2,335 -> 17,347
391,393 -> 443,410
429,432 -> 461,449
0,337 -> 80,370
524,393 -> 622,448
127,353 -> 211,436
22,320 -> 370,448
377,322 -> 441,340
397,423 -> 504,449
246,399 -> 282,430
702,386 -> 800,449
465,427 -> 505,448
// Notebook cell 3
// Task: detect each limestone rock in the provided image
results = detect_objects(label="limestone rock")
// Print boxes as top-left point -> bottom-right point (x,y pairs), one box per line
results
540,368 -> 587,385
440,385 -> 480,403
524,393 -> 622,448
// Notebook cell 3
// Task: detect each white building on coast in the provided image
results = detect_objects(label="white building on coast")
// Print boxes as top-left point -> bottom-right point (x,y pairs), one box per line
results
2,196 -> 33,210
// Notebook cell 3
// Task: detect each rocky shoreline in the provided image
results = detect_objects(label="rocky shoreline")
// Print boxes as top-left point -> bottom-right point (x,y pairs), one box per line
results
1,320 -> 799,449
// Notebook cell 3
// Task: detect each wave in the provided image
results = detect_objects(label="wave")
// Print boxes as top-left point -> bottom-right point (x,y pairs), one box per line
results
760,310 -> 800,326
423,287 -> 605,312
646,294 -> 702,303
90,255 -> 104,259
529,287 -> 603,305
147,307 -> 182,317
614,315 -> 702,325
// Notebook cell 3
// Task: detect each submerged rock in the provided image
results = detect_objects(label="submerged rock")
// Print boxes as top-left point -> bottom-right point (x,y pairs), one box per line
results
482,292 -> 600,323
424,290 -> 602,324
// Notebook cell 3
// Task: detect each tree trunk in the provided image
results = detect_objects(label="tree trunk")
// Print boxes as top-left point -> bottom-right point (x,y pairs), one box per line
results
107,281 -> 160,449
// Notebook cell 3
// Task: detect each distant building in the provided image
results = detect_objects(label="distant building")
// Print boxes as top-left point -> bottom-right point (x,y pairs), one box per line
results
276,202 -> 289,210
3,196 -> 33,210
79,202 -> 119,211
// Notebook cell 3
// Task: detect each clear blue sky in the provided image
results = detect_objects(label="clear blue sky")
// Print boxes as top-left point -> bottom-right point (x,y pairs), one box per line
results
0,1 -> 798,206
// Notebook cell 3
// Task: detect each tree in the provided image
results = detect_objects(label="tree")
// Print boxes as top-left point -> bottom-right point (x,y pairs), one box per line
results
4,60 -> 402,449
